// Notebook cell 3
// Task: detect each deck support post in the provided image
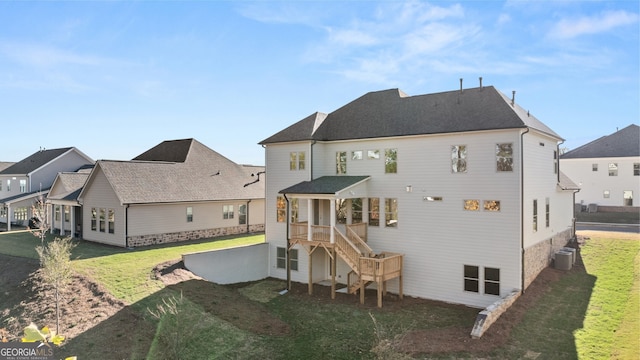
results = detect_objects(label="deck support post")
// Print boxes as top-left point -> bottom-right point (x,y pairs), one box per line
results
308,247 -> 313,295
331,248 -> 336,299
360,278 -> 365,304
377,281 -> 383,308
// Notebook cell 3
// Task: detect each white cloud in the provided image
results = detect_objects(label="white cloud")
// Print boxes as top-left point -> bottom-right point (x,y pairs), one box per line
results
549,10 -> 639,39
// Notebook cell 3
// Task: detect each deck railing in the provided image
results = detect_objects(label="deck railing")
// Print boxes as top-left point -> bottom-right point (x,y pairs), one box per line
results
290,222 -> 332,243
333,228 -> 363,271
359,252 -> 403,281
346,222 -> 367,242
346,226 -> 374,257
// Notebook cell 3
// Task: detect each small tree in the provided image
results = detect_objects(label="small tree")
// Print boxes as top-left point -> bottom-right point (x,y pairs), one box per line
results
29,193 -> 50,245
36,237 -> 76,334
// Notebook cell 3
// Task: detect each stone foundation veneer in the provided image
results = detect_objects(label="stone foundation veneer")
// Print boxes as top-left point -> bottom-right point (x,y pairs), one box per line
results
127,224 -> 265,247
523,228 -> 574,289
471,228 -> 575,338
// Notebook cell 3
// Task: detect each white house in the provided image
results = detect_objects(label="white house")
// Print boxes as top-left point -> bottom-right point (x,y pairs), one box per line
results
259,84 -> 577,309
77,138 -> 265,247
560,124 -> 639,212
0,147 -> 93,231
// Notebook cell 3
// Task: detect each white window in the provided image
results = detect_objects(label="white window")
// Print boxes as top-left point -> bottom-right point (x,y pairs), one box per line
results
533,199 -> 538,232
367,150 -> 380,159
609,163 -> 618,176
352,150 -> 363,160
290,152 -> 305,170
186,207 -> 193,222
239,204 -> 247,225
592,163 -> 598,172
276,247 -> 298,271
384,198 -> 398,227
451,145 -> 467,173
496,143 -> 513,172
19,179 -> 26,193
368,198 -> 379,227
223,205 -> 234,220
385,148 -> 397,173
336,151 -> 347,174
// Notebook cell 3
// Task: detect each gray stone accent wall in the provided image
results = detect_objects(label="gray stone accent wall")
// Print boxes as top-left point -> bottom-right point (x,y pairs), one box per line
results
523,228 -> 573,288
471,289 -> 520,338
127,224 -> 265,247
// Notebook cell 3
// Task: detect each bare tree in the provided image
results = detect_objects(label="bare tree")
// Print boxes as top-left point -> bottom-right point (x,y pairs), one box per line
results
36,237 -> 76,334
29,193 -> 50,245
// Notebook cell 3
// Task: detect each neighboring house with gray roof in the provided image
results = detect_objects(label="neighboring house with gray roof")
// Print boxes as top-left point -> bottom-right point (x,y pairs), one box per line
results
560,124 -> 639,210
0,147 -> 93,231
47,166 -> 93,237
77,138 -> 265,247
259,84 -> 577,310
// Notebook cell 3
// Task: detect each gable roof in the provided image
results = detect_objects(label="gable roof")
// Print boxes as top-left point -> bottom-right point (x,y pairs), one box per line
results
561,124 -> 640,159
47,171 -> 91,202
0,148 -> 74,175
260,86 -> 562,144
80,139 -> 265,205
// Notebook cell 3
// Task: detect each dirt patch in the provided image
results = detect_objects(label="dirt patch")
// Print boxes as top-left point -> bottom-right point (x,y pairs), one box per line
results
0,253 -> 125,342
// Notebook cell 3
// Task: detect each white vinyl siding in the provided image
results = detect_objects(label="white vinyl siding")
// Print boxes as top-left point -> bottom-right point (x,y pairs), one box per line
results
560,156 -> 640,208
265,130 -> 526,307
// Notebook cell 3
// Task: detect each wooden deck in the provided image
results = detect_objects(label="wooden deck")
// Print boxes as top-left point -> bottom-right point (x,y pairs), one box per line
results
289,222 -> 403,308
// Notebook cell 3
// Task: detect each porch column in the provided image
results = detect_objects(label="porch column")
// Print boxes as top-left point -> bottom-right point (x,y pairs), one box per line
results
6,205 -> 11,231
70,206 -> 76,238
307,199 -> 313,241
60,205 -> 65,236
330,199 -> 336,244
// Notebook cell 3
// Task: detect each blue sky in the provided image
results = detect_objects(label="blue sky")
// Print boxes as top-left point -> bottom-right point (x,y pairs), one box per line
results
1,1 -> 638,166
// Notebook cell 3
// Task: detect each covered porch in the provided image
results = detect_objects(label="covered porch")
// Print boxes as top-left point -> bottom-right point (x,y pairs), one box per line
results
280,176 -> 404,308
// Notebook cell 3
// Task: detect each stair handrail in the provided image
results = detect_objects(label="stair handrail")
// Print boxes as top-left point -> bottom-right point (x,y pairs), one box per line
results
346,226 -> 374,257
333,228 -> 363,273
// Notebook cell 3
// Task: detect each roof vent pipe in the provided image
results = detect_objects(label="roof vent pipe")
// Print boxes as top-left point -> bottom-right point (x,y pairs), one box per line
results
511,91 -> 516,106
479,77 -> 483,89
460,78 -> 463,93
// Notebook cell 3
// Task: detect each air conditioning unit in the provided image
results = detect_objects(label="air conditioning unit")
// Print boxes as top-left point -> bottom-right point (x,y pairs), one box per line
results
555,250 -> 572,271
562,247 -> 577,265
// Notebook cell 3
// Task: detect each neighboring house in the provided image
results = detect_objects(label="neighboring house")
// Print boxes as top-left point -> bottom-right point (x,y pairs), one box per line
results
0,147 -> 94,231
560,124 -> 640,211
77,138 -> 265,248
47,165 -> 93,237
0,162 -> 15,172
259,84 -> 578,309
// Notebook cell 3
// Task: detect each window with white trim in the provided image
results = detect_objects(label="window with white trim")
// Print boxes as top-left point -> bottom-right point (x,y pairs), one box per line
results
451,145 -> 467,173
276,247 -> 298,271
496,143 -> 513,172
336,151 -> 347,174
223,205 -> 234,219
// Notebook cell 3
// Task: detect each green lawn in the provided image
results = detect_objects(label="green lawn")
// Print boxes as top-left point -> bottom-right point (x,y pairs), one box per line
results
1,230 -> 637,359
0,231 -> 264,303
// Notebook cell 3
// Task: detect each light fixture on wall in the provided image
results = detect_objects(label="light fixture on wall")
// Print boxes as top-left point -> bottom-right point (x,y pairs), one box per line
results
406,185 -> 412,193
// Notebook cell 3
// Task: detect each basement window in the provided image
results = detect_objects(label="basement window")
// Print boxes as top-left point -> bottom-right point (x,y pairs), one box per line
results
276,247 -> 298,271
464,265 -> 479,293
484,268 -> 500,295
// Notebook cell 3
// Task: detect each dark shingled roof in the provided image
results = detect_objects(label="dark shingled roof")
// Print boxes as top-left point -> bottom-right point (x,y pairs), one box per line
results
561,124 -> 640,159
133,138 -> 193,162
85,139 -> 265,204
279,176 -> 370,195
260,86 -> 561,144
0,148 -> 73,175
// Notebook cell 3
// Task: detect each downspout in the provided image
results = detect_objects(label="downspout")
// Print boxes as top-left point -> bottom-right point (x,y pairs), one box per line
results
283,193 -> 291,290
310,141 -> 316,181
520,127 -> 530,294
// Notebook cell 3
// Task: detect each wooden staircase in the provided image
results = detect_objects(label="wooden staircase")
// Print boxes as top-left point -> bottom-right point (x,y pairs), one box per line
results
289,222 -> 403,308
